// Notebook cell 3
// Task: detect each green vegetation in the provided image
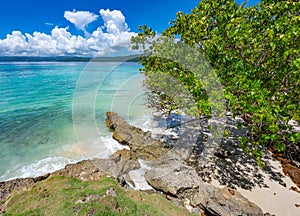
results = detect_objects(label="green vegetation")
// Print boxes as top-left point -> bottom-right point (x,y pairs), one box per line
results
3,176 -> 193,216
132,0 -> 300,164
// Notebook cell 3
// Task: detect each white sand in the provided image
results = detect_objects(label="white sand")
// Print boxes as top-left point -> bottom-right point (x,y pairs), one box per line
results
212,159 -> 300,216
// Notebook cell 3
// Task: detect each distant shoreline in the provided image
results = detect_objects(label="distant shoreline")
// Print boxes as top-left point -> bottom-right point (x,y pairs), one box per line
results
0,55 -> 139,62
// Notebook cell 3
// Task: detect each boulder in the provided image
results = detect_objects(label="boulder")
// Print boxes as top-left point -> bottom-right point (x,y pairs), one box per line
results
89,149 -> 141,180
106,112 -> 169,160
109,149 -> 141,175
144,162 -> 263,216
145,164 -> 203,196
191,186 -> 263,216
106,111 -> 128,130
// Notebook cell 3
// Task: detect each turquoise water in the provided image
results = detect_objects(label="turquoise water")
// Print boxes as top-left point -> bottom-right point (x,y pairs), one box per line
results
0,62 -> 151,181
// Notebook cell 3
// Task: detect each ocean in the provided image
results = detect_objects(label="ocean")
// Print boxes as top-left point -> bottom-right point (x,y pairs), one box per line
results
0,61 -> 154,181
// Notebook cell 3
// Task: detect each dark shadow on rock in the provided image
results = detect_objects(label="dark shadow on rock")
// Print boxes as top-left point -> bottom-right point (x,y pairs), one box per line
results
155,113 -> 287,190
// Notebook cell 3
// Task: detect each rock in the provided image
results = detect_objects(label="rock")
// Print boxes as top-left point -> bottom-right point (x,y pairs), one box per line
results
106,111 -> 128,130
1,149 -> 140,210
87,157 -> 139,181
53,149 -> 140,182
33,173 -> 51,182
52,159 -> 108,181
0,178 -> 35,201
106,112 -> 169,160
123,173 -> 135,188
109,149 -> 141,175
145,164 -> 202,196
208,187 -> 263,216
106,187 -> 118,197
190,183 -> 220,208
282,163 -> 300,188
192,186 -> 263,216
144,160 -> 263,216
184,198 -> 194,212
76,194 -> 102,204
0,177 -> 37,213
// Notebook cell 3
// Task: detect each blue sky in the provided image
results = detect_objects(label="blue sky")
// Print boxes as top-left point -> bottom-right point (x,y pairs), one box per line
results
0,0 -> 260,57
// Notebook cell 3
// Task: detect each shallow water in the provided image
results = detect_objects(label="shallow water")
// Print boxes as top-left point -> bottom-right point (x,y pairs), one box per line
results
0,61 -> 154,181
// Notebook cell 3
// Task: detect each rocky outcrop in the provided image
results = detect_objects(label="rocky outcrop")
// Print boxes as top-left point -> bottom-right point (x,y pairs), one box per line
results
52,149 -> 140,182
106,111 -> 170,160
109,149 -> 140,175
52,159 -> 107,181
0,178 -> 35,203
1,112 -> 265,216
0,173 -> 50,214
144,163 -> 263,216
107,112 -> 264,216
0,149 -> 140,213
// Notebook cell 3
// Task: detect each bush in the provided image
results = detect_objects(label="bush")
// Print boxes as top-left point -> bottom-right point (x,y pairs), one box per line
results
132,0 -> 300,164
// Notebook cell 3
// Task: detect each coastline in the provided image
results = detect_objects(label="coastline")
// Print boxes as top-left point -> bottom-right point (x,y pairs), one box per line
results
1,111 -> 300,215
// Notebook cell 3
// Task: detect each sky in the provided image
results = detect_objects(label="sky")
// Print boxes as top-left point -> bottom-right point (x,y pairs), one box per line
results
0,0 -> 260,57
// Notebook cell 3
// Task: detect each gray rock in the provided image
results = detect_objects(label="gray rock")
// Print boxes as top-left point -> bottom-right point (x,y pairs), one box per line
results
106,112 -> 169,160
191,186 -> 263,216
206,187 -> 263,216
145,164 -> 202,196
88,149 -> 141,179
145,163 -> 263,215
190,182 -> 219,208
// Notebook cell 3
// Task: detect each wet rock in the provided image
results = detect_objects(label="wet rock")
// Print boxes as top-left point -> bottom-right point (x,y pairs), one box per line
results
106,112 -> 169,160
109,149 -> 140,175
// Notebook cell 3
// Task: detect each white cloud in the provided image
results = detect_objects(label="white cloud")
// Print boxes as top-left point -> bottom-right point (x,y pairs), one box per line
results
45,22 -> 54,26
0,9 -> 137,57
64,10 -> 98,36
100,9 -> 129,33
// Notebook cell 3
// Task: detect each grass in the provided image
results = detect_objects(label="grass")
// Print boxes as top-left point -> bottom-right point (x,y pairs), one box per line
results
2,176 -> 194,216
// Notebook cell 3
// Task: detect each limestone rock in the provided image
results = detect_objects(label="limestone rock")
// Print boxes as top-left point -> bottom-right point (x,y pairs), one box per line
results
144,161 -> 263,216
191,186 -> 263,216
109,149 -> 141,175
52,159 -> 107,181
190,182 -> 220,208
106,111 -> 128,130
0,178 -> 35,202
106,112 -> 169,160
145,164 -> 202,196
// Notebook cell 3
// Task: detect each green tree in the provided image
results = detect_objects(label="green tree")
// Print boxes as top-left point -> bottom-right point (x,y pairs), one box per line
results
132,0 -> 300,164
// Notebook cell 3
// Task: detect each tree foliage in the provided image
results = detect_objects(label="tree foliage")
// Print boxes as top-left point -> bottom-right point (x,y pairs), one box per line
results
132,0 -> 300,163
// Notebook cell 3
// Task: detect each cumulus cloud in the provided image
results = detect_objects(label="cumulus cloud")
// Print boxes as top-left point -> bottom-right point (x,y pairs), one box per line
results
100,9 -> 129,33
0,9 -> 137,56
64,10 -> 98,36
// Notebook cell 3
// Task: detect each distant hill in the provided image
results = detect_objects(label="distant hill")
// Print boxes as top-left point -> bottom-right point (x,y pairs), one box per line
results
0,55 -> 140,62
